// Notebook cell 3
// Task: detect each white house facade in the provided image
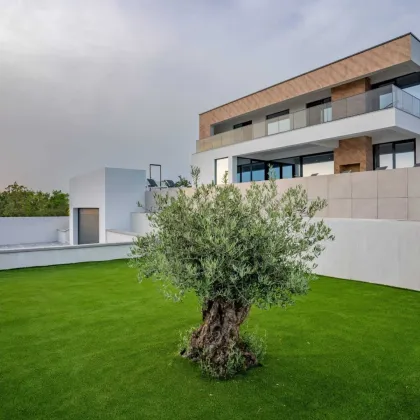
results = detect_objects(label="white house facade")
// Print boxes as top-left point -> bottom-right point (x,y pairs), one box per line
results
191,33 -> 420,185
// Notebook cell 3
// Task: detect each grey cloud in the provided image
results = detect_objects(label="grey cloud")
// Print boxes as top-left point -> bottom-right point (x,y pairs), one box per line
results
0,0 -> 419,191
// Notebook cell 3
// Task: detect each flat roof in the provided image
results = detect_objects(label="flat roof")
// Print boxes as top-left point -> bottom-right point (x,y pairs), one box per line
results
200,32 -> 420,116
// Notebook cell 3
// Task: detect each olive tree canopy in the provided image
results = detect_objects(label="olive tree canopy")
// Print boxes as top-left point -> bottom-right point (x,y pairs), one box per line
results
130,171 -> 333,378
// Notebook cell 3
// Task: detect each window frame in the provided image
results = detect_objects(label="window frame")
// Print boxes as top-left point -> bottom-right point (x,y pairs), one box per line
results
266,109 -> 290,120
215,157 -> 229,184
236,151 -> 335,182
236,158 -> 268,183
306,97 -> 331,109
233,120 -> 252,130
371,72 -> 420,90
373,139 -> 416,170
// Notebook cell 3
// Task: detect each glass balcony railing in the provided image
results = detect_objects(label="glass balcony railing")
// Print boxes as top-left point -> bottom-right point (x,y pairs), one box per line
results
196,85 -> 420,152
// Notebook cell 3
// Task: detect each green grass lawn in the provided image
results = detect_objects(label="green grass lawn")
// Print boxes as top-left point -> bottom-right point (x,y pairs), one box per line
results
0,260 -> 419,420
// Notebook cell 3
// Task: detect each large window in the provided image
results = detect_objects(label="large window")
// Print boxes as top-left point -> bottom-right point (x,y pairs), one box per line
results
236,158 -> 267,183
307,98 -> 332,126
274,156 -> 301,179
302,153 -> 334,177
266,110 -> 290,135
215,158 -> 229,184
374,140 -> 416,170
236,152 -> 335,183
373,72 -> 420,101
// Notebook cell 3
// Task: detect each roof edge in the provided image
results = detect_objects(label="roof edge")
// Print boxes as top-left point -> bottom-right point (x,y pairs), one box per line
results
199,32 -> 418,116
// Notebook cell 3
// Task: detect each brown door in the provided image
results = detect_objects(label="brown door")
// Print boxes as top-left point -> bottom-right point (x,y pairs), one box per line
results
340,163 -> 360,173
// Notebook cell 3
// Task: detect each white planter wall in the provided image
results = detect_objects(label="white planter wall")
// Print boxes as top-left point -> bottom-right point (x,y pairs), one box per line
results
106,230 -> 137,243
0,217 -> 69,246
130,212 -> 152,235
0,242 -> 131,270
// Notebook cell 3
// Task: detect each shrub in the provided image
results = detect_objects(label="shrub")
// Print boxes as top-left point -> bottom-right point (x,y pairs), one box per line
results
0,182 -> 69,217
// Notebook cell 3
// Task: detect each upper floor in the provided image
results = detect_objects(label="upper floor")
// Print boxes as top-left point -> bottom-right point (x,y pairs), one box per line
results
196,33 -> 420,153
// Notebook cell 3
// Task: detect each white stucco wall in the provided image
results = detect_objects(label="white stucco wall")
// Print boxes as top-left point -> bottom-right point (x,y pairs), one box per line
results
69,168 -> 106,244
106,230 -> 137,243
104,168 -> 146,233
1,217 -> 419,291
69,167 -> 146,245
411,35 -> 420,67
0,242 -> 131,270
0,217 -> 69,246
130,212 -> 153,235
316,218 -> 420,291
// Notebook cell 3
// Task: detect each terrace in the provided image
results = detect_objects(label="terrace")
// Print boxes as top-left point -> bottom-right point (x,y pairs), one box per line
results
197,78 -> 420,153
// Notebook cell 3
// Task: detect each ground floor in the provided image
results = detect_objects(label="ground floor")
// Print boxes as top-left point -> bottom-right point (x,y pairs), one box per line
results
208,133 -> 420,185
230,137 -> 418,183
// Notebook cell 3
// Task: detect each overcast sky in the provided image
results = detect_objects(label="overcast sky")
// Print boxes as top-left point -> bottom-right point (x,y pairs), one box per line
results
0,0 -> 419,191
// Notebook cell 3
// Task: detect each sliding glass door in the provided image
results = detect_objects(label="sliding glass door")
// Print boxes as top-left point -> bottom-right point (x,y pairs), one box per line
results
374,140 -> 416,170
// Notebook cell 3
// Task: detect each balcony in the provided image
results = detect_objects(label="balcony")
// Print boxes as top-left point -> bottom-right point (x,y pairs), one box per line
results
196,85 -> 420,153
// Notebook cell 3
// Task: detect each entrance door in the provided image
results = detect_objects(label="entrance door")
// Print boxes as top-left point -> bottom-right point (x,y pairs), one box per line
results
78,208 -> 99,244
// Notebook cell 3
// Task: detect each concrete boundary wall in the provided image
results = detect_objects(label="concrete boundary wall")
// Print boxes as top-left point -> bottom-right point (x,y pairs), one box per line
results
146,167 -> 420,221
0,242 -> 131,271
316,218 -> 420,291
0,217 -> 69,246
1,218 -> 419,293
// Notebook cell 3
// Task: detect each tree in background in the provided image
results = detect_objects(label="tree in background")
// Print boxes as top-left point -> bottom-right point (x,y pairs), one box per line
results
174,175 -> 191,188
130,169 -> 334,379
0,182 -> 69,217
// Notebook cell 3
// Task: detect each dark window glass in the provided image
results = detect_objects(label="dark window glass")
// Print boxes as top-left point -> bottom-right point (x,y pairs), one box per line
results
306,98 -> 332,125
378,143 -> 393,155
266,109 -> 289,120
252,163 -> 265,181
396,72 -> 420,89
233,120 -> 252,129
395,141 -> 415,169
237,157 -> 251,165
302,153 -> 333,165
395,141 -> 415,154
306,97 -> 331,108
374,140 -> 416,170
241,164 -> 251,182
271,164 -> 281,179
275,156 -> 301,178
282,165 -> 293,179
372,72 -> 420,97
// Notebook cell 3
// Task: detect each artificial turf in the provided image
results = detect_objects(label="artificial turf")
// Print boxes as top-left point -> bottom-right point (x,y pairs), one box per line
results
0,260 -> 419,420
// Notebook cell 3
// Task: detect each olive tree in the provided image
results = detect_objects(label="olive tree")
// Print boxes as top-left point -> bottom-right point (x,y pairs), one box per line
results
130,170 -> 334,378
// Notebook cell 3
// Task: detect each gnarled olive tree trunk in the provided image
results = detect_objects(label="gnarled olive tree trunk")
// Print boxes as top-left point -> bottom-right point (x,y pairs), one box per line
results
181,299 -> 259,378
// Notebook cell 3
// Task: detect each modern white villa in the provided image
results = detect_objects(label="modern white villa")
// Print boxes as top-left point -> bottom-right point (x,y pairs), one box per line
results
191,33 -> 420,185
